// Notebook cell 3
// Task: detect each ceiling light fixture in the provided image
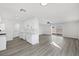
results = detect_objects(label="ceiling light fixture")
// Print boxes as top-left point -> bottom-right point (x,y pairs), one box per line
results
40,3 -> 48,6
20,8 -> 26,12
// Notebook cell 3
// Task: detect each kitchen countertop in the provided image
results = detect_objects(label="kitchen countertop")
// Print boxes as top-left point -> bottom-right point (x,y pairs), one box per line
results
0,33 -> 6,35
0,31 -> 6,35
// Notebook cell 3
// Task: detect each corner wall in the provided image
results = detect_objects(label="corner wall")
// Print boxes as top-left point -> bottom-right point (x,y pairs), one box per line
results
63,21 -> 78,39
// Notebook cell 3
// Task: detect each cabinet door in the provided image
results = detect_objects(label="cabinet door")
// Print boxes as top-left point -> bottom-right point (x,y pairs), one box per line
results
0,36 -> 6,51
31,34 -> 39,45
19,32 -> 26,40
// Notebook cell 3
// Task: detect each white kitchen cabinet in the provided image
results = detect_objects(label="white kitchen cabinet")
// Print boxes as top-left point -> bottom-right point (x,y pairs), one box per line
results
26,33 -> 39,45
23,18 -> 39,45
0,35 -> 6,51
19,32 -> 26,40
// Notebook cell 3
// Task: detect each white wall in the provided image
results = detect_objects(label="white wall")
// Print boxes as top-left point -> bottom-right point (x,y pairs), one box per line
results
39,24 -> 51,35
76,21 -> 79,39
0,8 -> 39,42
50,24 -> 63,35
39,21 -> 79,39
39,23 -> 63,35
55,24 -> 63,35
63,21 -> 78,39
0,10 -> 21,41
0,13 -> 14,41
19,17 -> 39,45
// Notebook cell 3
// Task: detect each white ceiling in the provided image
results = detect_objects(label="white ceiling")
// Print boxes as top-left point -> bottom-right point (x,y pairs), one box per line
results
0,3 -> 79,24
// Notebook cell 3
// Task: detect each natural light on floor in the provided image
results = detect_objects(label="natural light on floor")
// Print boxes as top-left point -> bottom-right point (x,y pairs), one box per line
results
50,35 -> 64,50
50,42 -> 62,50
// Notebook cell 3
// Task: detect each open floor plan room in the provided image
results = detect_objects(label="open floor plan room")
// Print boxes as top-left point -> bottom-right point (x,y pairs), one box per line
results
0,3 -> 79,56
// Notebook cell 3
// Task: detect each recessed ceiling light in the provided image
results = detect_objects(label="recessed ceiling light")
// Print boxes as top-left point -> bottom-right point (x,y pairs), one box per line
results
40,3 -> 48,6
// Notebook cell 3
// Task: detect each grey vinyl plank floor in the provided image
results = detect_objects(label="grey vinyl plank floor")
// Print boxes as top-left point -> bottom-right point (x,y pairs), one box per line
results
0,35 -> 79,56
